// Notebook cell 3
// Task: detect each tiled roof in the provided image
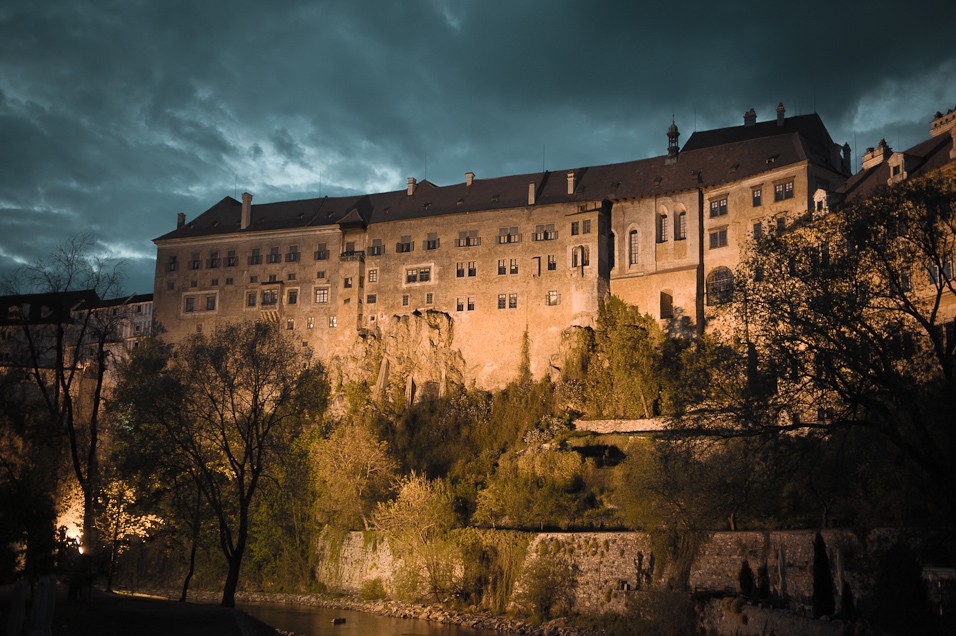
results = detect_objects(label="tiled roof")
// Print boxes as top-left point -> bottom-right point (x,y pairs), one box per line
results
836,134 -> 953,202
156,117 -> 846,243
0,290 -> 100,325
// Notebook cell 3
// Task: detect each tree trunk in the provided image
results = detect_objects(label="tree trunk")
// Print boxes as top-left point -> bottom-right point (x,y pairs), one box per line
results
180,491 -> 202,602
220,551 -> 243,608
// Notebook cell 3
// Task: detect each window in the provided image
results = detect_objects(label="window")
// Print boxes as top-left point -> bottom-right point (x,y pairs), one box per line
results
456,298 -> 464,312
547,255 -> 556,271
249,248 -> 261,265
583,220 -> 591,234
706,267 -> 734,305
509,259 -> 518,275
532,256 -> 541,277
268,274 -> 278,283
397,235 -> 414,253
288,290 -> 298,305
211,278 -> 219,286
367,294 -> 377,304
329,316 -> 337,328
225,250 -> 237,267
546,290 -> 560,306
419,267 -> 431,282
368,269 -> 378,283
314,243 -> 329,260
498,260 -> 506,275
184,297 -> 196,313
895,268 -> 912,293
572,245 -> 590,267
285,245 -> 299,262
657,213 -> 668,242
426,292 -> 433,304
190,280 -> 198,288
660,291 -> 673,319
709,197 -> 728,217
225,277 -> 233,285
247,292 -> 257,307
753,222 -> 763,240
316,271 -> 326,279
196,323 -> 203,333
425,233 -> 440,250
571,221 -> 580,236
498,294 -> 506,309
534,224 -> 557,241
629,230 -> 639,265
344,277 -> 353,288
467,297 -> 475,311
468,261 -> 476,277
166,280 -> 174,290
166,255 -> 178,272
406,269 -> 418,283
189,253 -> 201,270
752,188 -> 762,207
675,212 -> 687,240
944,255 -> 955,281
508,293 -> 517,309
286,318 -> 295,330
207,251 -> 220,268
709,229 -> 728,249
307,316 -> 314,329
267,247 -> 281,264
287,273 -> 296,281
367,238 -> 384,256
498,227 -> 520,244
776,217 -> 787,232
402,294 -> 409,306
457,262 -> 465,278
314,288 -> 329,304
205,296 -> 216,311
262,289 -> 278,305
774,180 -> 794,201
456,230 -> 480,247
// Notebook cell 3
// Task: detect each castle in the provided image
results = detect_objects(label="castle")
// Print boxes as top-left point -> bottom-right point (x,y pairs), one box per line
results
151,105 -> 956,390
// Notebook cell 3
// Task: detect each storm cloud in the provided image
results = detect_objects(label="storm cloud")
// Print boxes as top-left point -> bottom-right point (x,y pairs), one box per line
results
2,0 -> 954,293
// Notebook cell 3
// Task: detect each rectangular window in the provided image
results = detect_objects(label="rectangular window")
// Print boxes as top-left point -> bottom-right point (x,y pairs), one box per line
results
546,290 -> 560,306
508,293 -> 517,309
498,259 -> 506,275
211,278 -> 219,286
419,267 -> 431,282
709,229 -> 728,249
249,248 -> 261,265
397,235 -> 414,253
467,296 -> 475,311
944,255 -> 955,281
468,261 -> 476,277
657,214 -> 668,243
498,294 -> 506,309
775,180 -> 795,201
314,243 -> 329,260
262,289 -> 278,305
534,224 -> 557,241
402,294 -> 409,306
365,294 -> 377,304
368,269 -> 378,283
249,275 -> 258,283
288,290 -> 298,305
207,251 -> 220,268
225,277 -> 233,285
285,245 -> 300,262
225,250 -> 237,267
314,288 -> 329,304
426,292 -> 433,304
307,316 -> 314,329
405,269 -> 417,284
572,246 -> 590,267
532,256 -> 541,277
190,280 -> 198,288
675,212 -> 687,240
752,188 -> 762,207
329,316 -> 337,328
268,247 -> 281,264
583,219 -> 591,234
456,262 -> 465,278
776,217 -> 787,232
268,274 -> 278,283
709,197 -> 728,217
456,230 -> 480,247
548,255 -> 557,271
184,297 -> 196,313
571,221 -> 580,236
456,298 -> 464,312
753,222 -> 763,240
190,253 -> 201,270
166,255 -> 178,272
287,273 -> 296,281
247,292 -> 256,307
425,233 -> 440,250
344,277 -> 353,288
498,227 -> 520,244
368,239 -> 383,256
316,271 -> 326,279
286,318 -> 294,330
205,296 -> 216,311
509,258 -> 518,275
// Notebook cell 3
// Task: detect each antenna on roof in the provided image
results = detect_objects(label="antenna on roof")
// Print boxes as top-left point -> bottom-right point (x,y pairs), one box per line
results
424,153 -> 428,181
542,144 -> 546,172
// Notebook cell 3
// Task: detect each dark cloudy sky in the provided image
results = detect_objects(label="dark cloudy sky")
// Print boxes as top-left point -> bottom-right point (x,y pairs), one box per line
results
2,0 -> 954,295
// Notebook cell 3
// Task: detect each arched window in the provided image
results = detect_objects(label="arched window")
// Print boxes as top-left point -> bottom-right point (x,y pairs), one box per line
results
657,213 -> 668,242
629,229 -> 639,265
706,267 -> 734,305
660,290 -> 673,319
675,210 -> 687,240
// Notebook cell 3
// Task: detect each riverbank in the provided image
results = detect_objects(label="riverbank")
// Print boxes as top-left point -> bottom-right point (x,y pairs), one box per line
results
137,588 -> 603,635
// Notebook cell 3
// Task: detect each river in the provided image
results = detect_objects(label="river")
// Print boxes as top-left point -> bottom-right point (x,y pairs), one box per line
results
240,602 -> 502,636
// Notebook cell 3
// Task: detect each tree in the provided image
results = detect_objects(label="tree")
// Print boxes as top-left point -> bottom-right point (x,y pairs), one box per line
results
115,322 -> 327,606
2,235 -> 125,557
702,174 -> 956,522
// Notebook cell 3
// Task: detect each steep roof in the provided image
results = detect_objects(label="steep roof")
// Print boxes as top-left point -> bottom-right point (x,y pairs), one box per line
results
836,133 -> 954,202
0,289 -> 100,326
155,116 -> 847,243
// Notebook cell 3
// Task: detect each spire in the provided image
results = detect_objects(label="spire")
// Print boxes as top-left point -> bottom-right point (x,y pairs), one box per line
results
666,116 -> 680,164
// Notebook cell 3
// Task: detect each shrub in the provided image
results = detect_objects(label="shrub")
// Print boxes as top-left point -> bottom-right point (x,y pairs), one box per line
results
360,577 -> 387,600
515,556 -> 577,623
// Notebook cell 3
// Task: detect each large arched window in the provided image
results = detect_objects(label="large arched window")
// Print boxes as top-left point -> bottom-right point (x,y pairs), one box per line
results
628,229 -> 639,265
706,267 -> 734,305
675,210 -> 687,240
657,213 -> 668,242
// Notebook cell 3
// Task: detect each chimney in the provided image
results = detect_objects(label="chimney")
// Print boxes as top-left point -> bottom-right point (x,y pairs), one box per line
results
842,142 -> 852,174
241,192 -> 253,230
528,182 -> 536,206
566,171 -> 575,195
465,171 -> 475,186
776,102 -> 786,127
407,177 -> 416,196
743,108 -> 757,127
177,212 -> 186,229
862,139 -> 891,170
